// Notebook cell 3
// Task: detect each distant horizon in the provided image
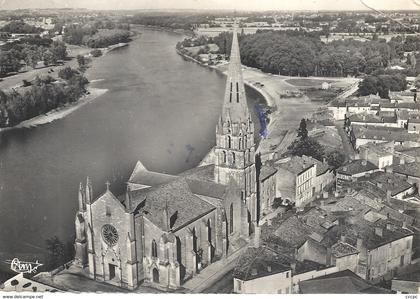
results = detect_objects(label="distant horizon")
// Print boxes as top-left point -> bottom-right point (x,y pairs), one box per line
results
0,0 -> 417,12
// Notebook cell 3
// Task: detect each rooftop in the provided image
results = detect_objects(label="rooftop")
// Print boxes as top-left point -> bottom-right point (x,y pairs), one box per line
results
299,270 -> 392,294
275,155 -> 329,176
123,178 -> 216,232
360,172 -> 414,196
352,125 -> 420,143
393,162 -> 420,178
233,246 -> 291,281
336,159 -> 377,176
331,241 -> 359,258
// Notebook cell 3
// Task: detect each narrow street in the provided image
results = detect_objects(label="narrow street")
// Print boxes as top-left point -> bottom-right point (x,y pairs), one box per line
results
335,121 -> 357,161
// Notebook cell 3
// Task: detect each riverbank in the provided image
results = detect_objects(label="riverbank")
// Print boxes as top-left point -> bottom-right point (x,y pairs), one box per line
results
176,47 -> 360,161
0,38 -> 136,131
0,87 -> 108,132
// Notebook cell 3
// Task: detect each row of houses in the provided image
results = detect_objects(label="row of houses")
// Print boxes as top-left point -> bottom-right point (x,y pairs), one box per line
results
233,184 -> 417,293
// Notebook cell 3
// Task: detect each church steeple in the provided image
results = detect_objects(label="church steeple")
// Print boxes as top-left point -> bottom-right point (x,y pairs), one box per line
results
220,26 -> 251,126
214,24 -> 256,201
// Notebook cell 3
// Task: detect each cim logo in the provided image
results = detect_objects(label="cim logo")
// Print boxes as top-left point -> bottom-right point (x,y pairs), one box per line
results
5,258 -> 43,274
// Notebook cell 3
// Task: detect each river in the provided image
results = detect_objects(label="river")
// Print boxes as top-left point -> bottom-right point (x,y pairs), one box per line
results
0,27 -> 265,262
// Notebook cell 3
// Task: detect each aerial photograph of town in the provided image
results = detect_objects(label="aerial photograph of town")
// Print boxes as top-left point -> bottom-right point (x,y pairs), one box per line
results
0,0 -> 419,297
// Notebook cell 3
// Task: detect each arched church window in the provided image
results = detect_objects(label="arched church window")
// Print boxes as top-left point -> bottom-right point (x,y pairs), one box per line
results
236,82 -> 239,103
151,239 -> 158,258
228,136 -> 232,149
230,82 -> 233,103
232,152 -> 236,165
222,151 -> 227,163
239,138 -> 242,150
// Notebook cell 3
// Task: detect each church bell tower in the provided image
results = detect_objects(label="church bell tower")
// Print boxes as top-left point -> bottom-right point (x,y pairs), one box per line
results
214,25 -> 257,228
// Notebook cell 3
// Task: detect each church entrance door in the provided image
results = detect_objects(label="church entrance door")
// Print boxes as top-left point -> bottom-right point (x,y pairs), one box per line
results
109,264 -> 116,280
152,268 -> 160,283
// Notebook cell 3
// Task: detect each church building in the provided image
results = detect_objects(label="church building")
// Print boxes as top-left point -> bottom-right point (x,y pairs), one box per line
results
73,26 -> 262,290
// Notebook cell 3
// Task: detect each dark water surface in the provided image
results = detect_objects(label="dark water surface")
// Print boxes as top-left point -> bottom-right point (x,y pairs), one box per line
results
0,27 -> 265,259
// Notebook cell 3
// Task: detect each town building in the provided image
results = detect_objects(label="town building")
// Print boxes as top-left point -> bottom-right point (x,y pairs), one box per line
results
73,26 -> 259,290
392,268 -> 420,294
274,155 -> 333,207
336,159 -> 379,189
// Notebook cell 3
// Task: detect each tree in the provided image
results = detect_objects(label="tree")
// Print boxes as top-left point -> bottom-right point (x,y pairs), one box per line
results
58,67 -> 79,80
50,41 -> 67,61
287,137 -> 325,161
297,118 -> 308,139
326,150 -> 346,169
45,236 -> 66,270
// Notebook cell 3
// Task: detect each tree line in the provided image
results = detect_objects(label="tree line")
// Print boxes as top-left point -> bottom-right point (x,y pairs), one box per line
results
212,30 -> 412,77
0,67 -> 88,127
63,23 -> 130,48
0,38 -> 67,75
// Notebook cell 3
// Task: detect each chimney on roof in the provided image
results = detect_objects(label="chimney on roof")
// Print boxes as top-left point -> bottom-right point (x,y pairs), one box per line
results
375,226 -> 383,237
340,235 -> 346,243
290,262 -> 296,272
267,265 -> 272,273
376,182 -> 383,188
402,221 -> 408,229
386,223 -> 395,231
323,191 -> 329,199
400,157 -> 405,165
251,268 -> 258,276
334,191 -> 339,198
343,166 -> 348,172
385,166 -> 393,174
347,187 -> 352,194
326,247 -> 332,266
386,190 -> 392,202
356,237 -> 364,251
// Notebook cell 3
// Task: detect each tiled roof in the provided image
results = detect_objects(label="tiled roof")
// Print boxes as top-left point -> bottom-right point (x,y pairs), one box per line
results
331,241 -> 359,258
352,125 -> 420,143
359,141 -> 394,157
260,165 -> 277,181
299,270 -> 392,294
393,162 -> 420,178
185,178 -> 227,200
275,155 -> 326,176
179,164 -> 215,181
360,172 -> 414,196
273,216 -> 313,247
124,178 -> 216,232
129,161 -> 177,187
233,246 -> 291,281
337,159 -> 377,176
349,113 -> 396,124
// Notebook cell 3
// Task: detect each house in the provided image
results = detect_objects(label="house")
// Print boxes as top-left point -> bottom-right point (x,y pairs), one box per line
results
392,268 -> 420,294
336,159 -> 379,189
349,125 -> 420,149
299,270 -> 392,294
393,161 -> 420,188
360,172 -> 417,200
274,155 -> 334,207
233,246 -> 339,294
358,142 -> 394,170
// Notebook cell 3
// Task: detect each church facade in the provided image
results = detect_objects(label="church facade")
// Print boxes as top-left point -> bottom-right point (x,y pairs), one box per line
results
73,27 -> 263,290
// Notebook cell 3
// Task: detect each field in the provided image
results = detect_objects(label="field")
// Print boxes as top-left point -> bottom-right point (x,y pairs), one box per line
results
285,78 -> 336,87
304,88 -> 342,102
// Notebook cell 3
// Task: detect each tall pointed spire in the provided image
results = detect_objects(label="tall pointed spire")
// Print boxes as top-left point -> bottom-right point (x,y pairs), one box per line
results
221,25 -> 250,124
